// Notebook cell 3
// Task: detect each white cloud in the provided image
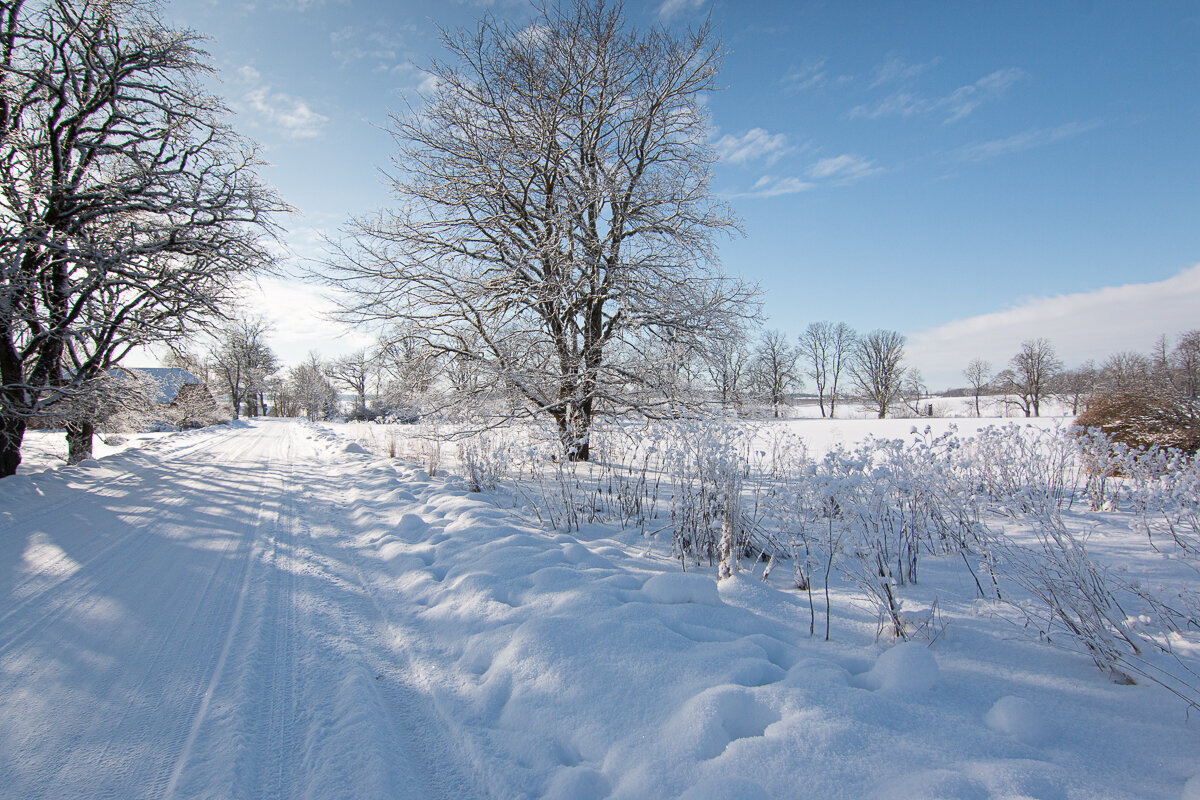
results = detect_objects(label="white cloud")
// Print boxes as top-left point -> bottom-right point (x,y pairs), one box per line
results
658,0 -> 706,21
236,66 -> 329,140
731,153 -> 881,198
907,264 -> 1200,388
331,25 -> 416,69
869,55 -> 937,88
941,68 -> 1026,122
715,128 -> 791,165
808,153 -> 880,183
957,120 -> 1101,162
239,275 -> 376,367
783,59 -> 828,91
731,174 -> 816,199
849,67 -> 1027,123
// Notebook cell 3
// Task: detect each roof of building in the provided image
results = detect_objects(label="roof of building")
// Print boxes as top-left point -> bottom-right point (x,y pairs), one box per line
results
124,367 -> 202,404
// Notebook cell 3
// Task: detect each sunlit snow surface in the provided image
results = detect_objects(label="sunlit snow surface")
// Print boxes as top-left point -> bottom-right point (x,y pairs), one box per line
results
0,418 -> 1196,799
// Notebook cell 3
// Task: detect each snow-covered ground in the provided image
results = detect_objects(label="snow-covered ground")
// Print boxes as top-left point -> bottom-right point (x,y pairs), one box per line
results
1,418 -> 1197,799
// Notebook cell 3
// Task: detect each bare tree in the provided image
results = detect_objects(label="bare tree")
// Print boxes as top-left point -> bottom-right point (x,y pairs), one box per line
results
375,331 -> 438,415
326,349 -> 373,419
703,325 -> 752,410
798,321 -> 856,418
996,338 -> 1062,417
1167,330 -> 1200,417
1058,361 -> 1097,415
321,0 -> 753,460
289,353 -> 337,421
0,0 -> 283,475
750,329 -> 801,418
850,329 -> 905,419
962,358 -> 991,417
209,317 -> 278,419
1099,351 -> 1153,394
902,367 -> 929,417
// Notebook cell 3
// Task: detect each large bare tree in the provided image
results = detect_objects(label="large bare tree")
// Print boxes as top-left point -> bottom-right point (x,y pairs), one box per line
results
0,0 -> 283,474
323,0 -> 752,459
850,329 -> 905,419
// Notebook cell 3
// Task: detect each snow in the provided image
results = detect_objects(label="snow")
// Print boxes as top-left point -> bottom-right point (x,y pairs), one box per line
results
984,695 -> 1046,745
641,572 -> 723,605
1,417 -> 1197,799
855,640 -> 940,694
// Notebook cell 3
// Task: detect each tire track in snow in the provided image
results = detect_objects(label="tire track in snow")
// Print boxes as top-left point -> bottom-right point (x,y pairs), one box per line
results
0,427 -> 270,659
161,424 -> 295,800
0,424 -> 252,632
0,423 -> 282,798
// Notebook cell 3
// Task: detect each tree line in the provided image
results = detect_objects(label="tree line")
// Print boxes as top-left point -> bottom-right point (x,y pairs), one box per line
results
0,0 -> 283,475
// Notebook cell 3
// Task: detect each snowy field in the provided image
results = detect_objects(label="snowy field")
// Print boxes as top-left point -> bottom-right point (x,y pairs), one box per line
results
1,417 -> 1198,799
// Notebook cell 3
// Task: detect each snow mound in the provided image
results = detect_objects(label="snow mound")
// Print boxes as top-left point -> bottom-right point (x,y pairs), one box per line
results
860,641 -> 939,694
662,686 -> 780,760
641,573 -> 722,605
984,696 -> 1045,745
677,776 -> 772,800
343,442 -> 370,455
544,766 -> 611,800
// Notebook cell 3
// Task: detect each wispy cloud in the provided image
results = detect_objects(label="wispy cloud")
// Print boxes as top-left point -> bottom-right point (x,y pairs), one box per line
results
907,264 -> 1200,388
236,66 -> 329,140
658,0 -> 706,21
957,120 -> 1101,162
715,128 -> 791,165
730,153 -> 880,198
869,55 -> 938,88
808,154 -> 881,183
331,24 -> 416,70
732,175 -> 816,199
850,67 -> 1027,123
783,58 -> 828,92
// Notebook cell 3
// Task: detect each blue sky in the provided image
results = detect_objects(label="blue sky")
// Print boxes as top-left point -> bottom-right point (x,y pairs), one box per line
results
161,0 -> 1200,389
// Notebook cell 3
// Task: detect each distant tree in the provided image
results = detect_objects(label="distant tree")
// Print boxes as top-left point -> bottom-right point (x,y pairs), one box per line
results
703,326 -> 753,409
962,358 -> 992,417
289,354 -> 338,420
165,349 -> 212,386
321,0 -> 753,460
1099,351 -> 1153,394
850,329 -> 906,418
1057,361 -> 1098,415
750,329 -> 801,418
1166,330 -> 1200,416
902,368 -> 929,417
997,338 -> 1062,417
375,330 -> 438,414
799,321 -> 856,418
0,0 -> 283,475
209,318 -> 278,419
264,374 -> 298,418
326,350 -> 373,418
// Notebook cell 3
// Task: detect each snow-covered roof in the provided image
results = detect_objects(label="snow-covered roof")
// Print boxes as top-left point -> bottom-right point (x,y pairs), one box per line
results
125,367 -> 202,404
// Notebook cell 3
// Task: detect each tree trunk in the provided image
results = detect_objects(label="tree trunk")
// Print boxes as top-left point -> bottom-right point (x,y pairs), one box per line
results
554,405 -> 591,462
0,414 -> 26,478
66,419 -> 95,464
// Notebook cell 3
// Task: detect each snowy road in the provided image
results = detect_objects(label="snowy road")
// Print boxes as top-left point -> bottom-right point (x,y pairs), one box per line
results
0,420 -> 480,800
2,419 -> 1198,800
